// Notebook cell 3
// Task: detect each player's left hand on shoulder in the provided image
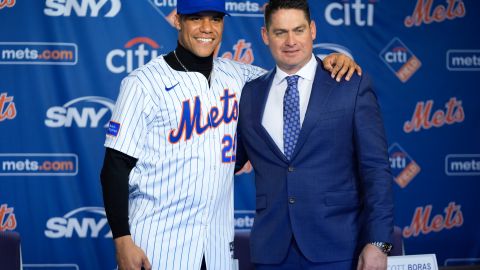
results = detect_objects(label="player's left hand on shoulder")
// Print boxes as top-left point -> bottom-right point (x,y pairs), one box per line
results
322,53 -> 362,82
356,244 -> 387,270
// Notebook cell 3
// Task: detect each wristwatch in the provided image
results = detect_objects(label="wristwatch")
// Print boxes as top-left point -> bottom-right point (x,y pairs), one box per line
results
370,242 -> 393,254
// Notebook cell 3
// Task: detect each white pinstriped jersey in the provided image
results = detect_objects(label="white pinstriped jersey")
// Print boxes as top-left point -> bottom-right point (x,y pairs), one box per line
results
105,55 -> 265,270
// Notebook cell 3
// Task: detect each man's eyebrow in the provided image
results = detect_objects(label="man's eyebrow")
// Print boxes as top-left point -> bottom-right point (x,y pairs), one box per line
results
294,25 -> 306,31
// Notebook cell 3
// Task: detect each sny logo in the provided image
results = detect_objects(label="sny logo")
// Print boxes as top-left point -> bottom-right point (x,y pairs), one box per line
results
379,38 -> 421,82
405,0 -> 465,27
404,97 -> 464,133
44,0 -> 121,17
45,207 -> 112,238
324,0 -> 375,27
106,37 -> 162,74
0,204 -> 17,232
388,143 -> 421,188
0,0 -> 15,10
0,92 -> 16,122
45,96 -> 114,128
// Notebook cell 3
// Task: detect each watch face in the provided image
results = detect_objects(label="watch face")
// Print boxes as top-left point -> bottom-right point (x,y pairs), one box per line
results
384,243 -> 393,253
371,242 -> 392,253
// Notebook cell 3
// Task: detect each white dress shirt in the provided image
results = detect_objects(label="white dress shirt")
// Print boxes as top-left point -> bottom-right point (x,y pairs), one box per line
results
262,54 -> 318,154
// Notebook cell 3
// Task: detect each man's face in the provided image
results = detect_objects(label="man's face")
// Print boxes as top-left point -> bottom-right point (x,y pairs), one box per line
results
174,12 -> 224,57
262,8 -> 316,74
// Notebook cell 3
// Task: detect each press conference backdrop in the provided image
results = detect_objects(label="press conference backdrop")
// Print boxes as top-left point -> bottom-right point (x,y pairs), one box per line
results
0,0 -> 479,269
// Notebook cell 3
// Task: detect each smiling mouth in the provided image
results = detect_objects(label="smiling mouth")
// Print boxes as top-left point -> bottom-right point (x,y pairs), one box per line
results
196,37 -> 214,43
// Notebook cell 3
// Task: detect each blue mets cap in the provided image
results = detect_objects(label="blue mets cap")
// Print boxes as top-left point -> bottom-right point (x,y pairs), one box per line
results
177,0 -> 229,15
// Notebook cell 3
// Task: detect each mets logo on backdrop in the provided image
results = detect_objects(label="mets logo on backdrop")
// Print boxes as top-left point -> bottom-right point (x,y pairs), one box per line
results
388,143 -> 421,188
0,204 -> 17,232
0,0 -> 15,10
0,92 -> 16,122
379,38 -> 421,82
149,0 -> 267,26
219,39 -> 255,64
403,202 -> 463,238
404,97 -> 464,133
404,0 -> 465,27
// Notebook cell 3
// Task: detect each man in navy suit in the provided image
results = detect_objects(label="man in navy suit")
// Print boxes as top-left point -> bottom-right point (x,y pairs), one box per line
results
236,0 -> 394,269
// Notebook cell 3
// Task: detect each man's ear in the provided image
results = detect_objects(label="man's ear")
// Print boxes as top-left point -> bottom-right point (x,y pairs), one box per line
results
174,14 -> 182,31
261,26 -> 269,46
310,20 -> 317,41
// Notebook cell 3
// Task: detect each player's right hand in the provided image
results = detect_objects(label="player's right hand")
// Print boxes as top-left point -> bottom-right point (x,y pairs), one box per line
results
114,235 -> 152,270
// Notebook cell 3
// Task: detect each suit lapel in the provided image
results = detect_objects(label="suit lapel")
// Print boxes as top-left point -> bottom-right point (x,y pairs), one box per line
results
291,57 -> 335,160
252,69 -> 289,163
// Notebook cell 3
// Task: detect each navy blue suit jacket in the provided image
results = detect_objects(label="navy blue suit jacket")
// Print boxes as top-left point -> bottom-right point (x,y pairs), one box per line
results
236,58 -> 394,264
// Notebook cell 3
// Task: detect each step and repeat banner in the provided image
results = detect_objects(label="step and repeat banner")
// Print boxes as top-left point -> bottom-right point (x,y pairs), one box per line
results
1,0 -> 479,269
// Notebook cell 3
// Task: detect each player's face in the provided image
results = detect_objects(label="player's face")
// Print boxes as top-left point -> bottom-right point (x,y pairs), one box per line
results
175,12 -> 224,57
262,8 -> 316,74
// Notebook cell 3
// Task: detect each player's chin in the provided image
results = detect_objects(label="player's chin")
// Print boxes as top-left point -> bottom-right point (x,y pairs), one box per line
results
194,47 -> 216,57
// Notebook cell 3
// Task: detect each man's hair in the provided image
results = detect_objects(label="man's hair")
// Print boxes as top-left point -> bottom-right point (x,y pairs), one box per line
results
264,0 -> 311,29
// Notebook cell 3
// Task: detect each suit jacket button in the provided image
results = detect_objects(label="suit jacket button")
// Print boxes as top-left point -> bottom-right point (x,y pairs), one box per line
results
288,166 -> 295,172
288,197 -> 296,204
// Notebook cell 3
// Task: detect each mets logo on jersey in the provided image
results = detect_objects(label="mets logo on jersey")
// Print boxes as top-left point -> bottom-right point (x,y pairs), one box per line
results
168,89 -> 238,144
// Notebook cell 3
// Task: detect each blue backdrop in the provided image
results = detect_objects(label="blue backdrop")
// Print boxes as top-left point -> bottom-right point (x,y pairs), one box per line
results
1,0 -> 479,269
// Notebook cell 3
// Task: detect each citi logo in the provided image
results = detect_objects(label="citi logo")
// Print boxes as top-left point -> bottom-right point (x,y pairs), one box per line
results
45,207 -> 112,238
324,0 -> 375,27
106,37 -> 161,74
388,143 -> 421,188
0,0 -> 15,10
380,38 -> 421,83
390,151 -> 407,170
45,96 -> 114,128
44,0 -> 121,17
0,92 -> 16,122
384,47 -> 407,64
313,43 -> 353,60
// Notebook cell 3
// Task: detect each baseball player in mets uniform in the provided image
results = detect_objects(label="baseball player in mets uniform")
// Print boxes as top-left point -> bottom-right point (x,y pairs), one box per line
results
100,0 -> 361,269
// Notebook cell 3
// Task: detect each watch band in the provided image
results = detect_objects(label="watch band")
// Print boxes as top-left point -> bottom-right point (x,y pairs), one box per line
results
370,242 -> 393,254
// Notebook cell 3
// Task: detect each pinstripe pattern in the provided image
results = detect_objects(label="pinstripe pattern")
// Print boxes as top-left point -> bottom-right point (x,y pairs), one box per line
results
105,55 -> 265,270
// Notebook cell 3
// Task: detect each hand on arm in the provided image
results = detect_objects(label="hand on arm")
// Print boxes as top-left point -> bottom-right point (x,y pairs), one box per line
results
356,244 -> 387,270
322,53 -> 362,82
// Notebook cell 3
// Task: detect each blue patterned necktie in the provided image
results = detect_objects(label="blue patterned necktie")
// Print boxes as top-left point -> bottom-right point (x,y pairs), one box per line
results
283,75 -> 300,160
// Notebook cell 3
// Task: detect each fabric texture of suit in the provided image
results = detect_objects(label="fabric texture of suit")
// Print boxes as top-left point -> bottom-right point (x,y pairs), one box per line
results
236,57 -> 394,265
